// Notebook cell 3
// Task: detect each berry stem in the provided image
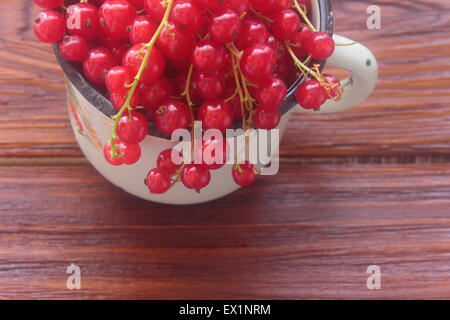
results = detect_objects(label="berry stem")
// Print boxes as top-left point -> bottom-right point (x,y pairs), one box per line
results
182,63 -> 195,124
292,0 -> 317,32
285,42 -> 321,81
109,0 -> 175,157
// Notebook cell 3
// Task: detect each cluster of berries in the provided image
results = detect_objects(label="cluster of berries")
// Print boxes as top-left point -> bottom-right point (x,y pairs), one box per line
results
33,0 -> 342,194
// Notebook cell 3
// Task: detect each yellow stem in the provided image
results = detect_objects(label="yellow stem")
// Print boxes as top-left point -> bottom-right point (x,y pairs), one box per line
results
292,0 -> 317,32
109,0 -> 175,158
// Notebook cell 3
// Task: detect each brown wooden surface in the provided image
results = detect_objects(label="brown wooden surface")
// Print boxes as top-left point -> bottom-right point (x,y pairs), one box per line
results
1,0 -> 450,299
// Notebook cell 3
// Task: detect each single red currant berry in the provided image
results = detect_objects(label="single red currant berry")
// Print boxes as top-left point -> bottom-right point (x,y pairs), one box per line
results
117,111 -> 149,144
171,0 -> 205,32
106,66 -> 133,94
209,9 -> 241,44
128,0 -> 145,9
290,24 -> 313,58
130,15 -> 158,45
109,90 -> 139,111
255,77 -> 287,111
193,0 -> 221,10
232,161 -> 257,187
305,32 -> 335,60
295,79 -> 327,109
272,9 -> 300,40
181,164 -> 211,190
249,0 -> 277,13
198,137 -> 229,170
235,17 -> 269,51
144,0 -> 165,21
58,35 -> 89,62
34,10 -> 66,43
66,3 -> 100,41
138,76 -> 174,111
193,71 -> 226,100
157,149 -> 183,175
119,142 -> 142,165
34,0 -> 63,9
99,0 -> 137,40
156,23 -> 196,62
271,0 -> 291,12
217,0 -> 250,15
122,44 -> 166,85
82,47 -> 117,84
254,108 -> 281,130
192,40 -> 226,73
240,44 -> 277,85
153,99 -> 191,136
198,99 -> 234,132
146,168 -> 171,194
103,141 -> 124,166
323,74 -> 341,99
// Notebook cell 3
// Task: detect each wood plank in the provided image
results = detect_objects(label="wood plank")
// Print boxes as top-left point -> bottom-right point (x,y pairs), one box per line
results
1,163 -> 450,299
0,0 -> 450,163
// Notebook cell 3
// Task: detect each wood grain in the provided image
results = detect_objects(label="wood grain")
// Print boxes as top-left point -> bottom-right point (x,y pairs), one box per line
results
0,0 -> 450,299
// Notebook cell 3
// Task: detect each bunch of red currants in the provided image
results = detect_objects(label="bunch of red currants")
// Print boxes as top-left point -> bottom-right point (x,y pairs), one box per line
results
33,0 -> 342,194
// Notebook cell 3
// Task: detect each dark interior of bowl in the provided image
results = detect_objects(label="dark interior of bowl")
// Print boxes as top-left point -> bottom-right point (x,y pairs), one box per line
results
54,0 -> 333,138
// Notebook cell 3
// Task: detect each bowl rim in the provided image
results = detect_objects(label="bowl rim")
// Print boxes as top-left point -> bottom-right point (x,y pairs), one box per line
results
54,0 -> 333,139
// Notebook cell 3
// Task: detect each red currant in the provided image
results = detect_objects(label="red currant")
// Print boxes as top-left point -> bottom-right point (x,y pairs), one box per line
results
130,15 -> 158,45
272,9 -> 300,40
104,141 -> 124,166
235,17 -> 269,51
254,108 -> 281,129
110,91 -> 139,110
117,111 -> 149,144
217,0 -> 250,15
58,35 -> 89,62
119,142 -> 142,165
171,0 -> 205,32
34,0 -> 63,9
192,40 -> 226,73
82,47 -> 117,84
146,168 -> 171,194
156,23 -> 196,62
240,44 -> 276,84
255,77 -> 287,111
295,79 -> 327,110
122,44 -> 166,85
157,148 -> 183,175
128,0 -> 145,9
305,32 -> 335,60
232,161 -> 257,187
290,24 -> 313,58
193,0 -> 221,10
153,99 -> 191,136
66,3 -> 100,41
198,99 -> 234,132
34,10 -> 66,43
138,76 -> 174,111
198,137 -> 229,170
271,0 -> 291,12
181,164 -> 211,190
209,9 -> 241,44
99,0 -> 137,40
106,66 -> 133,94
193,70 -> 226,100
144,0 -> 166,21
249,0 -> 277,13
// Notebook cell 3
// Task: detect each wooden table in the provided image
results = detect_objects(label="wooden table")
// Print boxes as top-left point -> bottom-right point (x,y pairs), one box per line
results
1,0 -> 450,299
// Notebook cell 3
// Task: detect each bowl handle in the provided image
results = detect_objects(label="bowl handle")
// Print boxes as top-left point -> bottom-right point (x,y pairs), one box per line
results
294,34 -> 378,113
